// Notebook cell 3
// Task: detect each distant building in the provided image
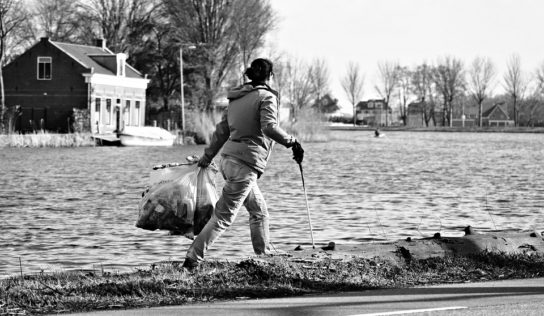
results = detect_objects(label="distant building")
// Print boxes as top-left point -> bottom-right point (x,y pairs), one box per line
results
407,101 -> 427,126
355,99 -> 391,126
481,103 -> 514,126
451,104 -> 479,127
450,102 -> 514,127
3,37 -> 149,133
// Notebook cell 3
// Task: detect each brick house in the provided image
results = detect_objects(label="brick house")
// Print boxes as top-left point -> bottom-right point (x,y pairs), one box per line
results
481,103 -> 514,126
3,37 -> 149,133
355,99 -> 392,126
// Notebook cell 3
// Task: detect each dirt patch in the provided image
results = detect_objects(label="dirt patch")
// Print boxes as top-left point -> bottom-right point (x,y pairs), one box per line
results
279,229 -> 544,265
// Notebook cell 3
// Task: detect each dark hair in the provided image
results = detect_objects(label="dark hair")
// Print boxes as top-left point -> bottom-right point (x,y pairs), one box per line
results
245,58 -> 274,82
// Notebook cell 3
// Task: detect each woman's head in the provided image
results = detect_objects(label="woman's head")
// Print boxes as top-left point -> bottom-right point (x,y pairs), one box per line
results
245,58 -> 274,82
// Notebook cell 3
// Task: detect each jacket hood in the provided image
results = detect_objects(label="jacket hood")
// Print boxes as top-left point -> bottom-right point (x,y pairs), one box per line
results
227,83 -> 278,101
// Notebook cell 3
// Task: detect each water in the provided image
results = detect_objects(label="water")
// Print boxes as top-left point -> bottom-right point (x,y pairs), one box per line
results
1,131 -> 543,276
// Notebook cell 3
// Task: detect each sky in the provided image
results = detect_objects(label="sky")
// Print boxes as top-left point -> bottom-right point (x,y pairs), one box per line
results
267,0 -> 544,112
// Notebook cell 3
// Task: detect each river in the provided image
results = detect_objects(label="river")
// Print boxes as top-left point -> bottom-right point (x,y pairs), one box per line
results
1,131 -> 543,276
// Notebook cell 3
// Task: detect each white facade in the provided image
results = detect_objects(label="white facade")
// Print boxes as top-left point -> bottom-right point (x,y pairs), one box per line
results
84,73 -> 149,134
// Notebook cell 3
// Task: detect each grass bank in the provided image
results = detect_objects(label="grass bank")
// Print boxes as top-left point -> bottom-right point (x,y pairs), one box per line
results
1,252 -> 543,315
0,132 -> 95,148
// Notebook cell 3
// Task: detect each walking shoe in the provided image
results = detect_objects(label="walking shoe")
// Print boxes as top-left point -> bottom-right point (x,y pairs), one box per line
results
182,258 -> 198,271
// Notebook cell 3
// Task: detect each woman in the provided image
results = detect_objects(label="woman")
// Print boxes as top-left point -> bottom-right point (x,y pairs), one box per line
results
183,58 -> 304,269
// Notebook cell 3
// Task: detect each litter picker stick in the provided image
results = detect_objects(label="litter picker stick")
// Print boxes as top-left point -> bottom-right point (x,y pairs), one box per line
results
298,162 -> 315,249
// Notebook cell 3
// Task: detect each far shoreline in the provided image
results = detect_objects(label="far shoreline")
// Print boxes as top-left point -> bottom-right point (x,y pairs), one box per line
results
328,124 -> 544,133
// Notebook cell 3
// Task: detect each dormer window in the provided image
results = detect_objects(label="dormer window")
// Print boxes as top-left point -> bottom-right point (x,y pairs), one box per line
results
37,57 -> 52,80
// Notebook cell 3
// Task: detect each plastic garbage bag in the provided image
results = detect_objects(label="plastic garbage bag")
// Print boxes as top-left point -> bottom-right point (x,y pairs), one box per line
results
195,165 -> 219,235
136,159 -> 218,238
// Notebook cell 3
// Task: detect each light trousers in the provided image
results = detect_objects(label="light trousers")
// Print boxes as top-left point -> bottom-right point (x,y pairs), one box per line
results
186,156 -> 270,262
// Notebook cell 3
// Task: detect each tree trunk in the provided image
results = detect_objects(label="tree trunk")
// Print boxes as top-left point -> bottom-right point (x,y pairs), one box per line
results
163,96 -> 169,111
478,101 -> 483,127
385,101 -> 389,126
513,98 -> 518,127
0,62 -> 4,133
352,104 -> 356,126
449,102 -> 453,127
442,103 -> 447,126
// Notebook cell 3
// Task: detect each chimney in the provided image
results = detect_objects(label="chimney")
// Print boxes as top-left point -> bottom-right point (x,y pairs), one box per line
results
94,38 -> 106,49
116,53 -> 127,77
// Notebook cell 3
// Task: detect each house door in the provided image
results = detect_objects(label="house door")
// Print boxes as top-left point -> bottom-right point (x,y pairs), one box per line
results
115,107 -> 121,133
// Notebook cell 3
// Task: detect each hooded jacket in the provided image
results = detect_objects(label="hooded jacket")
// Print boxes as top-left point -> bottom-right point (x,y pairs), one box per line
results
202,83 -> 295,174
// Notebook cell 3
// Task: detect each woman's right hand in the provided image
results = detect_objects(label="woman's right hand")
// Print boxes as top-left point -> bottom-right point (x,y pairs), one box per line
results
292,141 -> 304,164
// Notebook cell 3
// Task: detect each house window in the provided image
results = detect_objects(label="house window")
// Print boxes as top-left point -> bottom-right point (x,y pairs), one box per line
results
134,101 -> 140,126
106,99 -> 112,125
37,57 -> 52,80
124,100 -> 131,126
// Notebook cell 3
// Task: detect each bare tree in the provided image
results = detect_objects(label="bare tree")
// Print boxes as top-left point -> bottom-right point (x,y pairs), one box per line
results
536,61 -> 544,95
164,0 -> 277,111
397,66 -> 411,125
410,63 -> 435,126
468,56 -> 496,127
432,56 -> 465,127
232,0 -> 276,68
341,61 -> 365,126
504,54 -> 528,126
75,0 -> 158,54
134,19 -> 180,110
266,50 -> 289,100
308,58 -> 330,103
375,61 -> 399,126
519,95 -> 541,127
32,0 -> 80,42
285,58 -> 313,121
0,0 -> 30,132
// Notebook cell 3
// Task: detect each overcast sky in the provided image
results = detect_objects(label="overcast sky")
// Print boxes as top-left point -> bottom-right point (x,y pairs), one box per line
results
267,0 -> 544,111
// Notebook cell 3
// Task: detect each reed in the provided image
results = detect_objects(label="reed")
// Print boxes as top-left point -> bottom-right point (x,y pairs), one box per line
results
186,110 -> 222,144
184,108 -> 330,145
0,132 -> 95,148
283,108 -> 330,142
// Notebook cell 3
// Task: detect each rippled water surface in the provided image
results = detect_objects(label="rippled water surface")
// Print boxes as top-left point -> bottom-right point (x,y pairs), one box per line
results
1,131 -> 543,276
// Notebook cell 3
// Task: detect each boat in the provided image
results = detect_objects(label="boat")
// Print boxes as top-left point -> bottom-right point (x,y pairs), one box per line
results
92,133 -> 121,146
118,126 -> 176,146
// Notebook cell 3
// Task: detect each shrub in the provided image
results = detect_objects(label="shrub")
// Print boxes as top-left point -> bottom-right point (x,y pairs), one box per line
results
186,110 -> 222,144
283,108 -> 330,142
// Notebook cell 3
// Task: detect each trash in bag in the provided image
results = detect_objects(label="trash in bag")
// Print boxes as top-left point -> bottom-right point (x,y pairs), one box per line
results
136,156 -> 218,239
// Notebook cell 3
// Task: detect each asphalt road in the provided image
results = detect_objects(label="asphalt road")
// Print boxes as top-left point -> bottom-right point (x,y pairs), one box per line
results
57,278 -> 544,316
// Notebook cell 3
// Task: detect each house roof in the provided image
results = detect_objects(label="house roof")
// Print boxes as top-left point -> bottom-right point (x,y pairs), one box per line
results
482,103 -> 509,119
356,99 -> 388,110
50,40 -> 144,79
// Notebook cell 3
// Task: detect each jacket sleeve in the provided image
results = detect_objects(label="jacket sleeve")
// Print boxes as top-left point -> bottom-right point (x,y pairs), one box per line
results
260,92 -> 296,148
203,110 -> 230,160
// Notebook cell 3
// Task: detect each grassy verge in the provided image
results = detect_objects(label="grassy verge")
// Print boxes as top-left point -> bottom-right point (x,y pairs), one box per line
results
1,252 -> 543,315
0,132 -> 95,148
